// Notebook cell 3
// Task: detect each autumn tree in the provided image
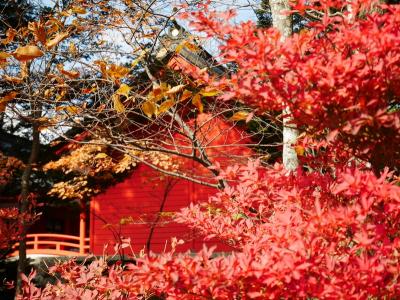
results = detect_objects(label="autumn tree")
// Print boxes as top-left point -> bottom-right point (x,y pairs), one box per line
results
17,0 -> 400,298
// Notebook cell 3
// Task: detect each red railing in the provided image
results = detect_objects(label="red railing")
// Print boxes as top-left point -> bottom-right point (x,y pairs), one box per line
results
9,233 -> 90,257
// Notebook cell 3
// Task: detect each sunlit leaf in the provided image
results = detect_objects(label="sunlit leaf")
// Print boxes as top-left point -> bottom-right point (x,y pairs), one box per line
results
230,111 -> 249,121
0,91 -> 18,112
295,145 -> 305,156
95,153 -> 108,159
158,100 -> 175,115
12,45 -> 44,61
179,89 -> 192,102
0,52 -> 11,61
112,94 -> 125,113
72,6 -> 87,14
142,100 -> 156,118
46,31 -> 69,49
192,94 -> 203,113
116,84 -> 131,98
166,84 -> 186,95
199,88 -> 220,97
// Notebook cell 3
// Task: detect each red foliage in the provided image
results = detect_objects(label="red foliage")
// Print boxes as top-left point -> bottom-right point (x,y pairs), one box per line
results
19,0 -> 400,298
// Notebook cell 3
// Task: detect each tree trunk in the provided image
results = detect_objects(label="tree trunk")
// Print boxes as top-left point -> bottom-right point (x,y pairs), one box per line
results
15,121 -> 40,297
270,0 -> 299,171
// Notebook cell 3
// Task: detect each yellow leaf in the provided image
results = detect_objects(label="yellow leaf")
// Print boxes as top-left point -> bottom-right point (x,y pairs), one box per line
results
69,42 -> 78,55
158,100 -> 175,115
46,31 -> 69,49
230,111 -> 249,121
112,94 -> 125,113
95,153 -> 108,159
72,6 -> 87,14
0,52 -> 11,60
192,94 -> 203,113
179,89 -> 192,102
199,88 -> 220,97
175,42 -> 185,54
116,84 -> 131,98
183,41 -> 198,52
12,45 -> 44,61
166,84 -> 186,95
56,105 -> 81,114
142,100 -> 156,118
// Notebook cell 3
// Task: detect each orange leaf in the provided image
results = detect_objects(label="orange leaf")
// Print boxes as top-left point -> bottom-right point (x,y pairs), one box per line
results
71,6 -> 87,14
142,100 -> 156,118
46,31 -> 69,49
230,111 -> 249,121
192,94 -> 203,113
179,89 -> 192,102
0,91 -> 18,112
2,28 -> 17,45
295,145 -> 305,156
158,100 -> 175,115
12,45 -> 44,61
0,52 -> 11,61
57,64 -> 80,79
28,21 -> 47,44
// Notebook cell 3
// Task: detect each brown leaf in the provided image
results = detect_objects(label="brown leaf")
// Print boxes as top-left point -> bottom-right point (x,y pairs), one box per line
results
12,45 -> 44,61
46,31 -> 69,49
28,21 -> 46,44
0,91 -> 18,112
2,28 -> 17,45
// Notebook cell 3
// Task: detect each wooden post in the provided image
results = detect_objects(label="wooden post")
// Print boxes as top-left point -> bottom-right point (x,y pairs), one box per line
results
79,199 -> 86,255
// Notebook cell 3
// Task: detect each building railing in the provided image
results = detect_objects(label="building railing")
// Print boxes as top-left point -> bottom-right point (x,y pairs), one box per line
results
9,233 -> 90,257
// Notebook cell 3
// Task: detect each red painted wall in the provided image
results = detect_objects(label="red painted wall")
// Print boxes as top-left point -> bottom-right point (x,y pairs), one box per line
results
90,164 -> 231,254
90,116 -> 253,254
